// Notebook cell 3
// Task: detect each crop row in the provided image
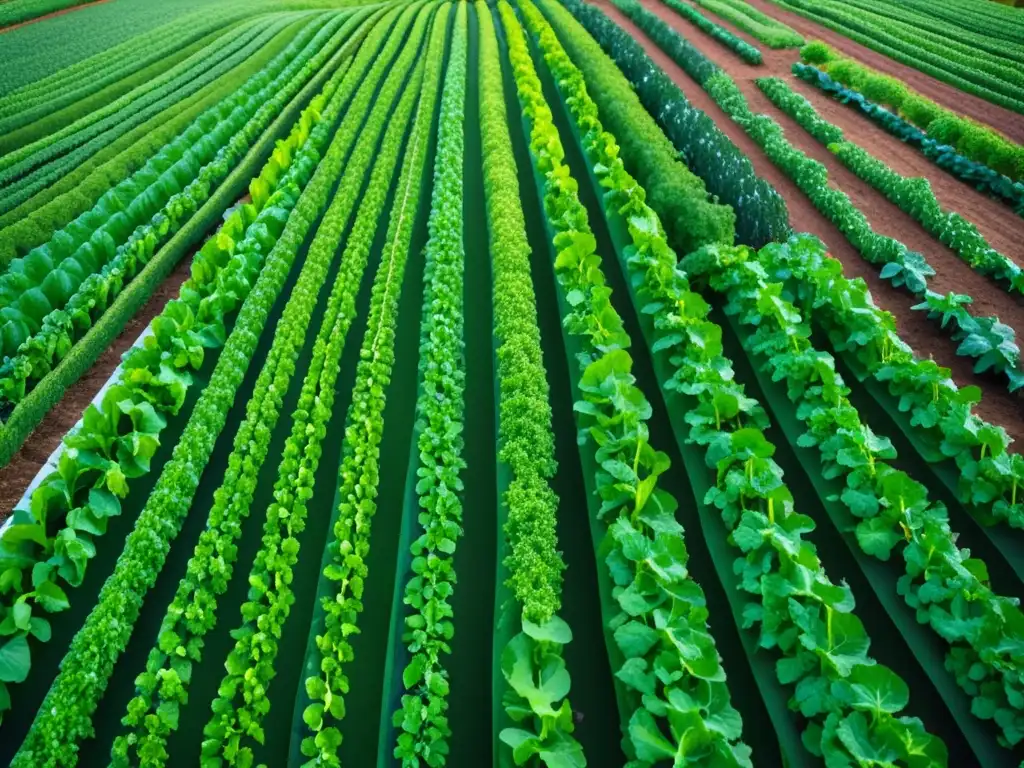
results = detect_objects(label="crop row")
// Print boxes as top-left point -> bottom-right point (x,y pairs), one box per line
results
657,0 -> 763,64
820,0 -> 1024,63
792,64 -> 1024,214
0,27 -> 247,161
893,0 -> 1024,45
799,42 -> 1024,184
4,23 -> 373,764
756,76 -> 1023,295
601,0 -> 1024,393
385,5 -> 470,767
690,0 -> 803,47
767,0 -> 1024,112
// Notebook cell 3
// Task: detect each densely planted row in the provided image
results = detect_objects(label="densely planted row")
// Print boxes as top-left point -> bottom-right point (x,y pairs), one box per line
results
687,236 -> 1024,753
506,1 -> 749,763
389,6 -> 467,766
0,13 -> 353,413
756,76 -> 1024,295
478,6 -> 584,768
792,64 -> 1024,214
537,0 -> 736,258
657,0 -> 762,64
105,11 -> 393,767
553,0 -> 790,248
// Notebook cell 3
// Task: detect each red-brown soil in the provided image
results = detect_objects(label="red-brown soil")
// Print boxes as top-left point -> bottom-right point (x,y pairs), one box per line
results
733,0 -> 1024,144
0,0 -> 114,36
0,253 -> 192,521
591,0 -> 1024,442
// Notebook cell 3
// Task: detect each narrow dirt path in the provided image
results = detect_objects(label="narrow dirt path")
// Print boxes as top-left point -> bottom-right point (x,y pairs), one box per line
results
669,0 -> 1024,263
717,0 -> 1024,143
0,0 -> 114,35
589,0 -> 1024,442
0,253 -> 191,521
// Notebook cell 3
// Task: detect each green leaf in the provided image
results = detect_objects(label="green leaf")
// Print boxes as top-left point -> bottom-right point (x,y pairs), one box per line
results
628,708 -> 676,761
855,517 -> 903,561
843,664 -> 909,717
0,634 -> 30,683
614,621 -> 659,659
33,580 -> 70,613
522,615 -> 572,646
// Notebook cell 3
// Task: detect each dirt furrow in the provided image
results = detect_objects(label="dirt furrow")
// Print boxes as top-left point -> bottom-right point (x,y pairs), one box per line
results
588,0 -> 1024,442
0,253 -> 192,520
669,0 -> 1024,262
721,0 -> 1024,143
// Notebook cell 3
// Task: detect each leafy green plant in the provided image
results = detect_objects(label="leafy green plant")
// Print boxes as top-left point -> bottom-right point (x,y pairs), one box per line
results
508,2 -> 752,764
100,11 -> 389,767
686,237 -> 1024,750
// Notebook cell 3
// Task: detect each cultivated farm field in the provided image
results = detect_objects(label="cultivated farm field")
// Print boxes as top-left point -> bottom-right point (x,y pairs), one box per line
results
1,0 -> 1023,766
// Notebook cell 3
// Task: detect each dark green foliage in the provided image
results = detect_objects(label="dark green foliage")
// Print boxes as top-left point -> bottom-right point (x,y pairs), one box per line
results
557,0 -> 791,247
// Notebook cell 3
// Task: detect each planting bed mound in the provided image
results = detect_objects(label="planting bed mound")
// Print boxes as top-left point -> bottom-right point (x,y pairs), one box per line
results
593,0 -> 1024,442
